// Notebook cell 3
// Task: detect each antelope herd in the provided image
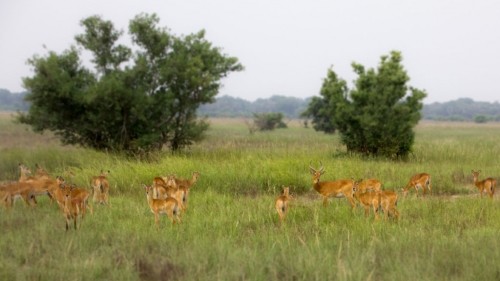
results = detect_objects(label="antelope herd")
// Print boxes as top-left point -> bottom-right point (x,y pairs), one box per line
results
274,162 -> 495,223
0,162 -> 496,229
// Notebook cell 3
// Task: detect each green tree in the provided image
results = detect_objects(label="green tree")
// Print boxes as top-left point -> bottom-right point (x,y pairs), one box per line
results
252,112 -> 287,131
306,51 -> 426,158
19,13 -> 242,153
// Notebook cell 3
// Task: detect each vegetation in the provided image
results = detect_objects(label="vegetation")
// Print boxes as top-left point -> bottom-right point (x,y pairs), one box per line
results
18,14 -> 242,153
251,112 -> 287,131
0,89 -> 28,111
1,114 -> 500,280
198,95 -> 309,118
305,51 -> 427,158
423,98 -> 500,121
4,88 -> 500,123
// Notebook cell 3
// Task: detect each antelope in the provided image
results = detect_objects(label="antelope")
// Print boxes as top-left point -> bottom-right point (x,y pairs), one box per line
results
34,164 -> 50,180
51,178 -> 92,217
59,183 -> 85,230
379,190 -> 400,220
309,163 -> 356,208
402,173 -> 431,197
18,163 -> 34,182
355,178 -> 382,193
174,171 -> 200,188
143,184 -> 181,227
91,170 -> 110,205
471,170 -> 496,198
275,187 -> 293,223
1,181 -> 39,208
174,173 -> 200,210
352,180 -> 381,220
18,163 -> 55,204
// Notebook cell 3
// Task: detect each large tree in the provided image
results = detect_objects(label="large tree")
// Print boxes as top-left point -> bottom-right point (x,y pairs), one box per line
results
19,13 -> 242,153
306,51 -> 426,158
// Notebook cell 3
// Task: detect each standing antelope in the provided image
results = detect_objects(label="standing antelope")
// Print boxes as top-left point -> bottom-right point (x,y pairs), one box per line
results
51,179 -> 92,217
471,170 -> 496,198
174,172 -> 200,188
91,170 -> 110,205
60,183 -> 86,231
309,163 -> 356,208
352,180 -> 381,220
143,184 -> 181,228
402,173 -> 431,197
379,190 -> 400,220
173,172 -> 200,210
18,163 -> 56,204
275,187 -> 292,223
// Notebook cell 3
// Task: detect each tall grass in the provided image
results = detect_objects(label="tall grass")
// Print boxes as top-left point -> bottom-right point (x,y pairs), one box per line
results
1,115 -> 500,280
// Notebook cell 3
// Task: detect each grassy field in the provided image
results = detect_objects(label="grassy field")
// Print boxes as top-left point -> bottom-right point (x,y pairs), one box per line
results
1,113 -> 500,280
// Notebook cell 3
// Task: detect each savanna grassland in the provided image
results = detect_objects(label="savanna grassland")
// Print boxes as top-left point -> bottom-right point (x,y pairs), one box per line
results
1,113 -> 500,281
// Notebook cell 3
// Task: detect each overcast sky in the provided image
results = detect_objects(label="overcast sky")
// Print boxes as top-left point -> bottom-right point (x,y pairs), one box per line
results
1,0 -> 499,103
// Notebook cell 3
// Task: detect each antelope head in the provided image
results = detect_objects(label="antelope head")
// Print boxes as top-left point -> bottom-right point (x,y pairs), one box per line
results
309,162 -> 325,184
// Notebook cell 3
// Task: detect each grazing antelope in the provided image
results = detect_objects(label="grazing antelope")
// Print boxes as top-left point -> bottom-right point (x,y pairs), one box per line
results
379,190 -> 400,220
143,184 -> 181,228
402,173 -> 431,197
353,180 -> 381,220
91,170 -> 110,205
275,187 -> 292,223
471,170 -> 496,199
309,163 -> 356,208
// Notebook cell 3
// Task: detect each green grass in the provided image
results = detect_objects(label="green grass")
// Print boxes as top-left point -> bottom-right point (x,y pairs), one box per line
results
1,116 -> 500,280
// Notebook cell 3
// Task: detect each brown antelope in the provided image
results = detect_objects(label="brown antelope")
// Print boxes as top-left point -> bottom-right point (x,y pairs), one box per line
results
356,178 -> 382,193
309,163 -> 356,208
59,183 -> 85,230
18,163 -> 55,204
1,181 -> 39,207
153,175 -> 179,201
34,164 -> 50,180
91,170 -> 110,205
51,178 -> 92,217
174,171 -> 200,188
471,170 -> 496,198
379,190 -> 400,220
18,163 -> 34,182
143,184 -> 181,227
275,187 -> 293,223
173,173 -> 200,210
352,180 -> 381,220
402,173 -> 431,197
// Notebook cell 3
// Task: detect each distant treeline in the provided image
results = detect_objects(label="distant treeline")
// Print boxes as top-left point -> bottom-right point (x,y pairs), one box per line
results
0,89 -> 29,111
2,89 -> 500,121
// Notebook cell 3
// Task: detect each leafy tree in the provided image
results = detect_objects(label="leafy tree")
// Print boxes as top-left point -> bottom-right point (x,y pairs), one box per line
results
252,112 -> 287,131
19,13 -> 242,153
306,51 -> 426,158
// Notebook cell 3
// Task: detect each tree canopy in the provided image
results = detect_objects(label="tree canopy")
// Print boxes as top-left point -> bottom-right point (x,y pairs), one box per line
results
19,13 -> 242,153
305,51 -> 426,158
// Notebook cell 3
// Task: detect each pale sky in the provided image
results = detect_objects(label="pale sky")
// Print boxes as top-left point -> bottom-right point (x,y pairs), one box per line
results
1,0 -> 499,104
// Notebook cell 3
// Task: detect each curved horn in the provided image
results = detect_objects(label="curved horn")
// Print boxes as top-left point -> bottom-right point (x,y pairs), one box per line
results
309,161 -> 316,174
